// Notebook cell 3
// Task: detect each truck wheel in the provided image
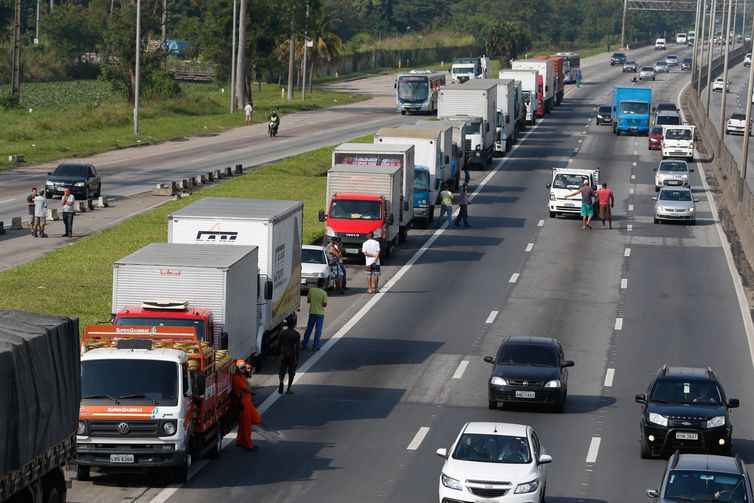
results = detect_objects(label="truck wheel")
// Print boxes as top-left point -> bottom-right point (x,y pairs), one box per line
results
43,472 -> 67,503
173,454 -> 192,483
76,465 -> 91,481
549,211 -> 556,218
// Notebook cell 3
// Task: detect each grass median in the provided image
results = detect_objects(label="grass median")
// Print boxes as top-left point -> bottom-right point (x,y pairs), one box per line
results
0,134 -> 372,330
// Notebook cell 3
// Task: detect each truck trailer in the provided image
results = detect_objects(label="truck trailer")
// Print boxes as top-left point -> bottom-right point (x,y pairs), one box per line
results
512,59 -> 555,112
499,69 -> 543,123
495,78 -> 517,154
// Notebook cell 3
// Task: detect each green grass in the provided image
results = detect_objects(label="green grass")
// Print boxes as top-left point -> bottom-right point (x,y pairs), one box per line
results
0,134 -> 372,331
0,81 -> 366,170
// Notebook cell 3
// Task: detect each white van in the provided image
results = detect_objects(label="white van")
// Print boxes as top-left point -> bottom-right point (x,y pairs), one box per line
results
655,38 -> 667,50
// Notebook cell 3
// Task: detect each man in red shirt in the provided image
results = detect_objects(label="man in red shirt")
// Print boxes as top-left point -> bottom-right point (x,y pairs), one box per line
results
596,182 -> 615,229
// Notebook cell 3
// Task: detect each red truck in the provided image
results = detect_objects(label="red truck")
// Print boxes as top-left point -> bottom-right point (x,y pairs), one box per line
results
536,55 -> 565,105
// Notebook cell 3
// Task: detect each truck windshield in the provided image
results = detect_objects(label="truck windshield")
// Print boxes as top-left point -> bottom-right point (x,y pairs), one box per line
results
466,121 -> 481,134
115,317 -> 207,342
414,171 -> 430,191
330,200 -> 381,220
552,173 -> 588,190
665,129 -> 692,140
452,66 -> 475,75
620,102 -> 649,115
398,76 -> 429,103
81,359 -> 179,405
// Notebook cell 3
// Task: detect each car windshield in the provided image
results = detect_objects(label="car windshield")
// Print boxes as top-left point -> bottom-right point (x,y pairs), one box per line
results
552,173 -> 588,190
656,61 -> 667,66
732,114 -> 746,120
330,200 -> 381,220
659,162 -> 688,172
414,170 -> 430,191
613,53 -> 626,59
657,104 -> 677,112
398,76 -> 429,103
452,434 -> 532,464
657,115 -> 681,126
54,164 -> 89,177
599,106 -> 611,114
665,129 -> 692,141
651,379 -> 722,404
625,61 -> 635,66
664,471 -> 747,502
115,316 -> 207,342
302,249 -> 326,264
81,359 -> 179,405
621,102 -> 650,115
497,344 -> 558,367
642,67 -> 655,72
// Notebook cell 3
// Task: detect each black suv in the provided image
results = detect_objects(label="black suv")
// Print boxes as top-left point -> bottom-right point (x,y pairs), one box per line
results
636,366 -> 739,458
45,163 -> 102,200
484,336 -> 574,412
596,105 -> 612,125
610,52 -> 627,65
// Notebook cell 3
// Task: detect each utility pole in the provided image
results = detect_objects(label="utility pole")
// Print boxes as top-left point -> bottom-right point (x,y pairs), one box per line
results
287,16 -> 295,101
10,0 -> 21,100
161,0 -> 167,43
740,8 -> 754,188
134,0 -> 142,136
235,0 -> 247,109
698,0 -> 709,94
620,0 -> 628,48
692,0 -> 702,85
706,0 -> 718,115
301,1 -> 309,100
229,0 -> 237,113
35,0 -> 40,45
720,0 -> 734,142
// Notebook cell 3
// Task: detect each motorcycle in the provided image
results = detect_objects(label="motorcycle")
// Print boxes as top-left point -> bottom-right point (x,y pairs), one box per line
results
268,118 -> 279,137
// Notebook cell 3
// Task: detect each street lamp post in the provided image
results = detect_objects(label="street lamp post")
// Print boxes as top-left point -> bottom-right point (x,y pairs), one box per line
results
301,1 -> 309,100
720,0 -> 734,144
621,0 -> 628,49
739,8 -> 754,187
692,0 -> 703,85
229,0 -> 237,113
698,0 -> 709,94
706,0 -> 718,114
133,0 -> 141,137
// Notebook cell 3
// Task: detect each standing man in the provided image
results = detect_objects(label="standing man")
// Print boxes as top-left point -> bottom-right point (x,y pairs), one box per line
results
596,182 -> 615,229
566,179 -> 594,230
244,102 -> 253,124
26,187 -> 37,230
232,359 -> 260,451
302,278 -> 328,351
278,317 -> 300,394
454,184 -> 471,228
438,183 -> 454,227
33,189 -> 48,238
61,188 -> 75,237
361,231 -> 381,294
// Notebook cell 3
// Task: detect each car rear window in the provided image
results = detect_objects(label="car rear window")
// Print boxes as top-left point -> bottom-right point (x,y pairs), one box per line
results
651,127 -> 663,135
659,161 -> 688,172
656,115 -> 681,126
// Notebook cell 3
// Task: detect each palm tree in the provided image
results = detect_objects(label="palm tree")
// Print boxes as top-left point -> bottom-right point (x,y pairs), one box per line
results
307,14 -> 344,87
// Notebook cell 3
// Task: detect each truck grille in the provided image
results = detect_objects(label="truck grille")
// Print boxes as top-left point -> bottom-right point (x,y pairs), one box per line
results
89,420 -> 160,437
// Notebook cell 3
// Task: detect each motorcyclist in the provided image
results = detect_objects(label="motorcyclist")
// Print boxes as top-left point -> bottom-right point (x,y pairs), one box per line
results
268,109 -> 280,136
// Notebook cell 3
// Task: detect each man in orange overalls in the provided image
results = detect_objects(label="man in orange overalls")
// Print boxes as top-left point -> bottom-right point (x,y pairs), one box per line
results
232,359 -> 261,451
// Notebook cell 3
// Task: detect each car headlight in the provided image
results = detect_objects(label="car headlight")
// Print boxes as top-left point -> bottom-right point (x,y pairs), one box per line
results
549,193 -> 555,201
162,420 -> 177,436
325,226 -> 336,237
649,412 -> 668,427
544,379 -> 561,388
515,479 -> 540,494
317,272 -> 327,278
77,420 -> 87,435
490,376 -> 507,386
372,227 -> 383,238
707,416 -> 725,428
441,473 -> 463,491
74,182 -> 86,187
688,207 -> 695,213
46,180 -> 54,185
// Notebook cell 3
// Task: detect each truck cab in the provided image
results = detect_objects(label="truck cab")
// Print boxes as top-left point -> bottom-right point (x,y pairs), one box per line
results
547,168 -> 600,218
114,301 -> 214,345
613,87 -> 652,135
450,63 -> 477,84
323,193 -> 392,256
661,125 -> 695,162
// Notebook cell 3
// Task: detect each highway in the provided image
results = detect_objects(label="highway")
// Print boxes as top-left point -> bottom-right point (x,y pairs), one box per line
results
63,42 -> 754,503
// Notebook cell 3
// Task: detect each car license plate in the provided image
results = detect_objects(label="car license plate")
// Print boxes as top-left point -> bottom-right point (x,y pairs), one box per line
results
675,432 -> 698,441
346,248 -> 359,254
515,391 -> 536,399
110,454 -> 135,463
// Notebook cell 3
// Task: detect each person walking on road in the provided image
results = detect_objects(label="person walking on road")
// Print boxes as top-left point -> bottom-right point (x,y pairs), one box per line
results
302,278 -> 328,351
232,359 -> 260,451
566,179 -> 594,230
362,232 -> 381,294
326,237 -> 346,293
438,183 -> 454,227
244,102 -> 254,124
278,317 -> 301,394
454,184 -> 471,228
33,190 -> 48,238
26,187 -> 37,226
596,182 -> 615,229
61,188 -> 75,237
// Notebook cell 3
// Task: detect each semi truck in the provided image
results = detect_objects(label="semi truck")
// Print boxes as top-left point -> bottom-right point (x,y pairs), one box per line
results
512,59 -> 555,112
437,80 -> 498,167
495,79 -> 517,155
1,311 -> 79,503
320,164 -> 403,257
333,142 -> 415,240
612,87 -> 652,135
168,197 -> 302,355
499,69 -> 543,122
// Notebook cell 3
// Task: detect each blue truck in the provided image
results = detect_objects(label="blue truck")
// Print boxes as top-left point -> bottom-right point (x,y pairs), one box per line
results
612,87 -> 652,135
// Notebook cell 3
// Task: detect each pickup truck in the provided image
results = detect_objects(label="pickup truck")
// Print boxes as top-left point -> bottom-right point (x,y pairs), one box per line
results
546,168 -> 600,218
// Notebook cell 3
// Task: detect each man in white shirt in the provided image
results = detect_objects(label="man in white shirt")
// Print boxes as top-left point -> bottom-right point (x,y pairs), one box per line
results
61,188 -> 75,237
361,232 -> 381,294
244,103 -> 253,124
33,190 -> 48,238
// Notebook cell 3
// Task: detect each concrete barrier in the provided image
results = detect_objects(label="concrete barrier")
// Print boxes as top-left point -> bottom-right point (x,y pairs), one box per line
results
10,217 -> 22,230
0,221 -> 4,234
224,166 -> 233,177
235,164 -> 244,175
214,169 -> 223,179
95,196 -> 108,208
152,182 -> 176,196
46,208 -> 59,221
207,171 -> 215,182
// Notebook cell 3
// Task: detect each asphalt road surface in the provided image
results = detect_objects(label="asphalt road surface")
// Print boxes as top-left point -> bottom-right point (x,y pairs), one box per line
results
62,43 -> 754,503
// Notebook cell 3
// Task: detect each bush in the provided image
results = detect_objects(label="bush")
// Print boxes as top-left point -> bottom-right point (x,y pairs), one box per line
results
143,70 -> 183,100
0,94 -> 20,110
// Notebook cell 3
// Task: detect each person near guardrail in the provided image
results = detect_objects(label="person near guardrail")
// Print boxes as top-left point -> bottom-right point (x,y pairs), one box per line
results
61,188 -> 75,237
33,190 -> 48,238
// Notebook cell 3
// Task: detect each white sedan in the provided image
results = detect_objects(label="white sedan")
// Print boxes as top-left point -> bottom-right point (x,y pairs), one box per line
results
712,78 -> 730,92
436,422 -> 552,503
300,245 -> 340,291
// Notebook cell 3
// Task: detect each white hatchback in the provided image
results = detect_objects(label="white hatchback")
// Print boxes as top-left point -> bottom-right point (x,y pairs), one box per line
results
436,422 -> 551,503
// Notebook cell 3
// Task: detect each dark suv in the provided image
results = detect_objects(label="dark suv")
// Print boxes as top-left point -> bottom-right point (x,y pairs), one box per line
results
647,452 -> 752,502
610,52 -> 627,65
484,336 -> 574,412
45,163 -> 101,200
596,105 -> 612,125
636,366 -> 739,458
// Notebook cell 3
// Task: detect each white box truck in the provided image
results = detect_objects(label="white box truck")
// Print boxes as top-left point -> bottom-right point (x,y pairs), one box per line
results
416,117 -> 475,182
333,142 -> 415,239
112,242 -> 260,358
512,59 -> 554,113
495,78 -> 517,155
499,68 -> 542,124
322,165 -> 403,257
168,198 -> 303,354
438,80 -> 498,167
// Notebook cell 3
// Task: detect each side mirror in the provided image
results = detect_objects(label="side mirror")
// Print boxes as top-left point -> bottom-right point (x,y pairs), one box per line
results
265,279 -> 273,300
483,355 -> 495,364
318,210 -> 327,222
635,393 -> 648,404
653,168 -> 658,171
561,360 -> 575,368
689,168 -> 695,172
435,448 -> 448,458
47,172 -> 52,176
192,373 -> 206,396
647,489 -> 659,499
538,454 -> 552,465
729,398 -> 740,408
652,196 -> 657,201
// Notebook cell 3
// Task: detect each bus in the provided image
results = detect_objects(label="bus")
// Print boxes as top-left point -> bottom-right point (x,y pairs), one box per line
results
395,70 -> 446,115
555,52 -> 581,84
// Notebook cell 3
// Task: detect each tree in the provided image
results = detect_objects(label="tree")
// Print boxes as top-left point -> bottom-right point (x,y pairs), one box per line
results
45,4 -> 104,59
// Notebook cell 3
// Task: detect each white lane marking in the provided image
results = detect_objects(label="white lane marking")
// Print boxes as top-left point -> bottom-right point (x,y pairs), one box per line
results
621,278 -> 628,289
677,81 -> 754,366
525,242 -> 534,252
629,187 -> 635,194
509,273 -> 520,284
604,368 -> 615,387
537,219 -> 544,227
631,174 -> 636,180
453,360 -> 470,379
632,161 -> 637,167
578,139 -> 583,143
628,204 -> 634,211
586,437 -> 602,463
633,150 -> 638,155
627,224 -> 633,232
624,247 -> 632,257
614,317 -> 624,331
485,310 -> 499,324
407,427 -> 431,451
582,131 -> 587,135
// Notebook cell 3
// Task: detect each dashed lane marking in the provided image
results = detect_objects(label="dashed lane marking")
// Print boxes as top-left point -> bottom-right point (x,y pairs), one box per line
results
407,427 -> 431,451
627,224 -> 633,232
485,310 -> 499,324
586,437 -> 602,463
509,273 -> 520,284
614,317 -> 624,331
621,278 -> 628,289
628,204 -> 635,212
537,219 -> 544,227
525,242 -> 534,252
604,368 -> 615,387
624,247 -> 632,257
452,360 -> 470,379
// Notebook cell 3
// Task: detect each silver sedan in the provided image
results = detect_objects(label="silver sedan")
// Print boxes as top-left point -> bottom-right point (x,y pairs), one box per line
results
654,187 -> 697,225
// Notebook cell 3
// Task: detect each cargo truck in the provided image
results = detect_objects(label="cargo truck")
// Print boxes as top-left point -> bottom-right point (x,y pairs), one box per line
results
499,69 -> 543,122
437,80 -> 498,167
513,59 -> 555,113
495,79 -> 517,155
0,311 -> 79,503
320,165 -> 403,258
535,55 -> 564,105
168,197 -> 302,355
333,142 -> 415,239
375,127 -> 452,227
416,117 -> 474,180
612,87 -> 652,135
511,79 -> 527,132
